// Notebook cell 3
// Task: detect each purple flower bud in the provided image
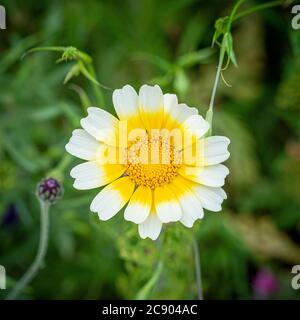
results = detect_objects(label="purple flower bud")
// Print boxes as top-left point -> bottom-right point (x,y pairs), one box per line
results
37,177 -> 63,204
252,270 -> 279,298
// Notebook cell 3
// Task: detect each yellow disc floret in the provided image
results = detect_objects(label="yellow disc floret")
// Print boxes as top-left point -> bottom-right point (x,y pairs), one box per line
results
125,134 -> 182,189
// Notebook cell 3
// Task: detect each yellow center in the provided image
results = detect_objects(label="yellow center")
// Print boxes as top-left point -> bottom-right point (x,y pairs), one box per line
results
125,135 -> 181,189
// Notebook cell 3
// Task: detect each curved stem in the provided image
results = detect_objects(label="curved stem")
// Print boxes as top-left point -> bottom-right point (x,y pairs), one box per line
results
209,0 -> 245,110
6,201 -> 50,300
135,238 -> 163,300
135,261 -> 164,300
208,42 -> 226,111
206,41 -> 226,136
206,0 -> 245,135
192,235 -> 203,300
233,0 -> 283,22
227,0 -> 246,31
87,64 -> 105,107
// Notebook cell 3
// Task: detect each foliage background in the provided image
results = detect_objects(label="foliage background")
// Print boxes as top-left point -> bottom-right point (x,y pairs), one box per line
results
1,0 -> 300,299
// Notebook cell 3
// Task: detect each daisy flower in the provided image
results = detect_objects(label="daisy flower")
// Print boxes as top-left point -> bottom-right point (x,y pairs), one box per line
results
65,84 -> 230,240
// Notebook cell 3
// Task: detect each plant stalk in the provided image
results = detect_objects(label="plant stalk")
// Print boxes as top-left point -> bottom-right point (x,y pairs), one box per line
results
192,235 -> 203,300
6,201 -> 50,300
206,0 -> 245,135
233,0 -> 283,22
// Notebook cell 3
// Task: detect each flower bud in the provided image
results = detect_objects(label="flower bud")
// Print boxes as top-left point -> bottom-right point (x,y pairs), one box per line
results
37,177 -> 63,204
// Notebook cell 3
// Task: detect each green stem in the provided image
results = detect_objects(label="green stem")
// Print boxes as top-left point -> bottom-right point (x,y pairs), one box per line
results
227,0 -> 246,31
135,261 -> 164,300
56,154 -> 73,177
207,0 -> 283,134
192,235 -> 203,300
206,39 -> 226,136
208,41 -> 226,111
47,154 -> 73,183
233,0 -> 283,22
88,64 -> 105,107
206,0 -> 245,135
6,201 -> 50,300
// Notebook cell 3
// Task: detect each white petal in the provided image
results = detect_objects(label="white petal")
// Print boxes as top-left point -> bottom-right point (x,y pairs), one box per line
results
165,103 -> 198,129
138,212 -> 162,240
112,85 -> 143,128
163,93 -> 178,116
217,188 -> 227,200
179,164 -> 229,187
170,177 -> 204,228
70,162 -> 125,190
90,177 -> 135,221
80,107 -> 119,144
154,185 -> 182,223
65,129 -> 100,160
204,136 -> 230,165
124,185 -> 152,224
139,84 -> 164,129
182,114 -> 209,140
176,104 -> 199,124
193,185 -> 226,212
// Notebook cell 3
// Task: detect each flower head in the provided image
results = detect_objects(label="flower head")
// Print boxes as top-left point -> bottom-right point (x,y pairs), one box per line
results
66,84 -> 230,240
37,177 -> 63,204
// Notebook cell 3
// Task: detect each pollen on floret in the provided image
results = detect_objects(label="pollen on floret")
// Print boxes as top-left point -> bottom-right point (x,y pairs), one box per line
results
125,134 -> 182,189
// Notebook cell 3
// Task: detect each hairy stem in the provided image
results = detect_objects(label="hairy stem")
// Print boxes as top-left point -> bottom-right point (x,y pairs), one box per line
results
6,201 -> 50,300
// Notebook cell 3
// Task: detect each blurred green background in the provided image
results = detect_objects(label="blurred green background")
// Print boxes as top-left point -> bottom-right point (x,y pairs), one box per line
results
1,0 -> 300,299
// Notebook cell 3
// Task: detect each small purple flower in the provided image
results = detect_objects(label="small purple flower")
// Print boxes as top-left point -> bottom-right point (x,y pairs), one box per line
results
37,177 -> 63,204
252,270 -> 279,298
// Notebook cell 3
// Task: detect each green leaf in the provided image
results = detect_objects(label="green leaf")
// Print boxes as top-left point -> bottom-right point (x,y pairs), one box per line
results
63,63 -> 81,84
177,48 -> 214,67
1,136 -> 47,173
61,102 -> 81,126
133,52 -> 173,72
30,105 -> 63,121
78,61 -> 100,86
68,84 -> 92,110
224,32 -> 238,67
174,69 -> 190,97
78,61 -> 110,90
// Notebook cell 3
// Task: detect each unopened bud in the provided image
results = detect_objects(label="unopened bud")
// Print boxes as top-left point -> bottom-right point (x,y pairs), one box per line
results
37,177 -> 63,204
